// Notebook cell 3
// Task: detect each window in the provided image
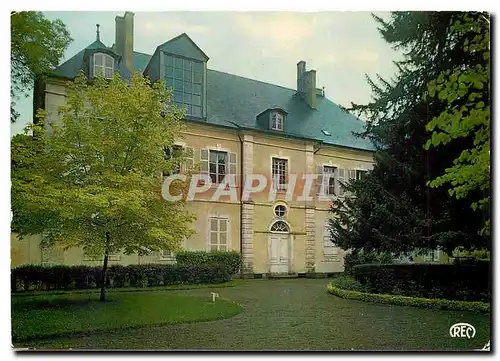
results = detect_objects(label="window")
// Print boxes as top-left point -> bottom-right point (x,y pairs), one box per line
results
323,224 -> 338,256
356,170 -> 368,180
270,111 -> 284,131
272,158 -> 288,190
424,249 -> 439,262
323,166 -> 337,196
165,54 -> 203,117
160,249 -> 175,259
93,53 -> 114,79
270,221 -> 289,233
200,149 -> 236,185
209,150 -> 228,184
274,205 -> 286,218
209,217 -> 228,251
163,145 -> 184,176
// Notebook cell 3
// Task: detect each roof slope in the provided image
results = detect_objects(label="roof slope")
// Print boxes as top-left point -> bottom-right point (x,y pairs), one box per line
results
202,70 -> 373,151
51,46 -> 373,151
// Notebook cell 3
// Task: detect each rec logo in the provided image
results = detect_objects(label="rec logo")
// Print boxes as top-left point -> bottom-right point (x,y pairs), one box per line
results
449,323 -> 476,339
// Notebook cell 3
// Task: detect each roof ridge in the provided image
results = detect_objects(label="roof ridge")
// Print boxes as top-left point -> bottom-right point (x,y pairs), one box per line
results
207,68 -> 297,93
133,50 -> 152,56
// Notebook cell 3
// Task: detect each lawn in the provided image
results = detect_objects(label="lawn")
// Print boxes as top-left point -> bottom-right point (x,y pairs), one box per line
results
12,292 -> 243,342
13,279 -> 491,351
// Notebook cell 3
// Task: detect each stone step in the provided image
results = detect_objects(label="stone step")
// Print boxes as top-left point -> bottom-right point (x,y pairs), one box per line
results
268,273 -> 299,279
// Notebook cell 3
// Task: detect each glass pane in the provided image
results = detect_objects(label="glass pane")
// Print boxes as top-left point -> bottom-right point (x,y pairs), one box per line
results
217,174 -> 225,184
210,245 -> 218,251
184,104 -> 192,115
174,101 -> 182,108
174,91 -> 182,102
210,151 -> 217,162
210,173 -> 217,184
94,66 -> 104,76
219,220 -> 227,232
165,66 -> 174,77
192,95 -> 201,106
229,153 -> 236,163
166,77 -> 174,87
193,61 -> 203,72
174,57 -> 183,68
218,164 -> 225,174
174,68 -> 183,79
94,53 -> 103,66
183,70 -> 192,81
219,232 -> 227,245
220,245 -> 227,251
210,232 -> 218,245
193,71 -> 202,84
192,106 -> 202,117
105,55 -> 113,67
218,152 -> 227,164
183,59 -> 192,70
210,219 -> 218,231
192,84 -> 202,95
209,163 -> 216,174
165,55 -> 174,66
104,67 -> 113,79
183,93 -> 192,103
230,164 -> 236,174
174,78 -> 183,91
183,82 -> 192,93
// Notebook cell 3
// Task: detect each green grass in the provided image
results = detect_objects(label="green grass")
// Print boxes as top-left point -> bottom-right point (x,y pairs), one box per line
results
12,279 -> 248,297
12,292 -> 243,342
13,279 -> 491,351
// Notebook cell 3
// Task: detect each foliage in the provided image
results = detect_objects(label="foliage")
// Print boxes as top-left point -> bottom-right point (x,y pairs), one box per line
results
329,275 -> 364,292
10,11 -> 72,122
453,248 -> 490,261
327,284 -> 490,314
12,292 -> 243,341
11,264 -> 231,292
424,13 -> 490,237
175,251 -> 241,275
343,250 -> 393,275
11,72 -> 195,300
329,12 -> 488,255
353,262 -> 490,302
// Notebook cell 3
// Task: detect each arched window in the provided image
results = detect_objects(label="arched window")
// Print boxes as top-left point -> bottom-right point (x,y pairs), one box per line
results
270,221 -> 289,233
274,205 -> 286,218
93,53 -> 114,79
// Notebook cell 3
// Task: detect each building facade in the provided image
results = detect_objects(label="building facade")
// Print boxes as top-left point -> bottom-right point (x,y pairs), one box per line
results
13,12 -> 380,275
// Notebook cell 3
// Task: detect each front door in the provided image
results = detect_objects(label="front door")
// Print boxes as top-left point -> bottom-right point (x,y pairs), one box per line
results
269,233 -> 289,273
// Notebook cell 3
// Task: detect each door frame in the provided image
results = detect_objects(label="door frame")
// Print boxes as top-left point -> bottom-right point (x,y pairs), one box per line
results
268,220 -> 293,274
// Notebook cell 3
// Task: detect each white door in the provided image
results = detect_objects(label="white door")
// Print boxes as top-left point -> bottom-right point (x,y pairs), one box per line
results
269,233 -> 289,273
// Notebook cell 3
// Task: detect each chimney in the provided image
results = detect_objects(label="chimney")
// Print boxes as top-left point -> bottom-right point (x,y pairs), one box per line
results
297,61 -> 306,94
296,60 -> 317,109
115,12 -> 134,71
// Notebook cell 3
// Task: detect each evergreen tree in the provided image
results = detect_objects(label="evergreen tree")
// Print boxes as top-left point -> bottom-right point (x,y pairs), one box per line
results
329,12 -> 488,256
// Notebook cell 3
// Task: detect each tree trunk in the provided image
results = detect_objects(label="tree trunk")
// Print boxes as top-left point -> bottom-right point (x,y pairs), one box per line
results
99,233 -> 110,302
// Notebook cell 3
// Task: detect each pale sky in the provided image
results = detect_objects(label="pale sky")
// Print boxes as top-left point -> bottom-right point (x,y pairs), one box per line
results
10,11 -> 402,136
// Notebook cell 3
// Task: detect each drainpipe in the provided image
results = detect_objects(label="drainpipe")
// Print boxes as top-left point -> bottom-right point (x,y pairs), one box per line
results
224,121 -> 244,279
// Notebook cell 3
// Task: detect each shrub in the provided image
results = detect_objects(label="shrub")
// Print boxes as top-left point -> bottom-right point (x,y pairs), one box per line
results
343,250 -> 393,275
329,275 -> 364,292
176,251 -> 241,275
353,262 -> 490,302
327,284 -> 490,313
11,264 -> 231,292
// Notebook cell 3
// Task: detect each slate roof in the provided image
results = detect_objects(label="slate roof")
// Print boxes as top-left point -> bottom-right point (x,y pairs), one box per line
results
52,40 -> 374,151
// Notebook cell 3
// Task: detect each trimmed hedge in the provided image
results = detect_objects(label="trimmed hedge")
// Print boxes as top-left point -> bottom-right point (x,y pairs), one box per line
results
353,262 -> 491,302
343,251 -> 393,275
175,251 -> 241,275
11,264 -> 231,293
327,284 -> 490,313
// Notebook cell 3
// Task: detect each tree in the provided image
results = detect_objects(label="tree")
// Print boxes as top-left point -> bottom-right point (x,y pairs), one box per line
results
11,72 -> 195,301
424,12 -> 490,237
329,12 -> 487,256
10,11 -> 72,122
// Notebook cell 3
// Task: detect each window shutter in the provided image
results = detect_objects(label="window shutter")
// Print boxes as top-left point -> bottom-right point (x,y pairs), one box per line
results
347,169 -> 356,196
228,152 -> 237,186
185,146 -> 194,170
200,148 -> 209,173
316,165 -> 324,195
338,168 -> 345,197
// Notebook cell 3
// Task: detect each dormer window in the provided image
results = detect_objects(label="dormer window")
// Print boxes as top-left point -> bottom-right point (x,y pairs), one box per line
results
271,111 -> 284,131
93,53 -> 114,79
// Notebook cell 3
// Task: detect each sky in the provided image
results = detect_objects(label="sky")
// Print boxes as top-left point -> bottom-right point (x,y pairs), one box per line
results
10,11 -> 402,136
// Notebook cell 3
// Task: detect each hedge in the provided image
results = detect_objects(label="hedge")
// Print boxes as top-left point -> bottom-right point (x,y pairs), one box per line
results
11,264 -> 231,293
343,251 -> 393,275
353,262 -> 490,302
327,284 -> 490,314
175,251 -> 241,275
